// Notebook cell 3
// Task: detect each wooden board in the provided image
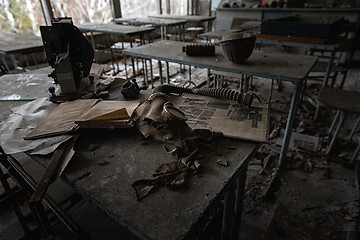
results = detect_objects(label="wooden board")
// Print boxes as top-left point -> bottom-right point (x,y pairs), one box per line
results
123,40 -> 318,83
33,128 -> 259,240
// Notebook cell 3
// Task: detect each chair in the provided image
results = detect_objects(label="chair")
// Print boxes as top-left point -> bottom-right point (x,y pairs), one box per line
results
307,38 -> 357,89
318,87 -> 360,162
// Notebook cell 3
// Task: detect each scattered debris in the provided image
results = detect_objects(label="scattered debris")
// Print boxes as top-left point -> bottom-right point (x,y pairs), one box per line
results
216,159 -> 229,167
276,130 -> 320,152
96,160 -> 109,166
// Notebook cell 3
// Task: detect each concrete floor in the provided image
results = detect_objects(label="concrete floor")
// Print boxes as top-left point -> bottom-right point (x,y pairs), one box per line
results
0,48 -> 359,240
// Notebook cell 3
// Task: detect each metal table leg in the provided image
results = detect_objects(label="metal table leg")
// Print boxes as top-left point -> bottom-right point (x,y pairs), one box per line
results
161,26 -> 164,40
149,59 -> 154,88
0,54 -> 10,72
158,60 -> 163,85
221,189 -> 235,240
314,50 -> 336,120
0,156 -> 31,236
166,61 -> 170,84
232,161 -> 249,240
278,80 -> 304,168
130,39 -> 136,77
0,151 -> 89,239
9,54 -> 19,71
326,111 -> 346,155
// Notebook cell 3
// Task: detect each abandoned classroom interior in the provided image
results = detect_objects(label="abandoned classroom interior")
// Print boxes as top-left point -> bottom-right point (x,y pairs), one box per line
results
0,0 -> 360,239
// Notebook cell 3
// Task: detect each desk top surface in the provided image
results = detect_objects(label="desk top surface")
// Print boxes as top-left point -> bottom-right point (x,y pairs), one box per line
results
256,34 -> 343,50
197,27 -> 259,40
41,128 -> 258,240
123,40 -> 318,82
76,23 -> 155,35
23,88 -> 260,239
149,14 -> 216,22
0,32 -> 43,54
112,17 -> 187,26
0,74 -> 261,239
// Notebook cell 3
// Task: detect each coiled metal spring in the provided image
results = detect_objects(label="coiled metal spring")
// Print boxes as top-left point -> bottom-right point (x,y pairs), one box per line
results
182,43 -> 215,56
153,84 -> 254,107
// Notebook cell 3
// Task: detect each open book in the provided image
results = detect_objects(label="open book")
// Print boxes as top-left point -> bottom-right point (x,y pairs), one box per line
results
25,99 -> 140,140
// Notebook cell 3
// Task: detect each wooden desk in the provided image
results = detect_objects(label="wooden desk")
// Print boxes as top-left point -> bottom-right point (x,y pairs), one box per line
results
112,17 -> 187,41
149,15 -> 216,32
0,32 -> 44,72
0,80 -> 261,239
123,40 -> 318,167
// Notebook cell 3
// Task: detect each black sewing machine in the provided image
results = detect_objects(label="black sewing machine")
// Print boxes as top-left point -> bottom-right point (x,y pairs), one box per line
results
40,17 -> 97,102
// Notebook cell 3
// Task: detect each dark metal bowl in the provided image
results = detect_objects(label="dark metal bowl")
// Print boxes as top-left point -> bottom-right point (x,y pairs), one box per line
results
219,33 -> 256,63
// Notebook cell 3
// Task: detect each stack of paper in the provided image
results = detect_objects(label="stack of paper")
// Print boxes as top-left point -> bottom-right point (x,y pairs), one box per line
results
25,99 -> 140,140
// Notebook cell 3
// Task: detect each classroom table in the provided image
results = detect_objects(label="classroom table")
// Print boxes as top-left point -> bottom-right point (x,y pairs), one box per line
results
76,23 -> 155,48
112,17 -> 187,41
197,27 -> 255,41
197,21 -> 261,42
0,32 -> 44,72
122,40 -> 318,167
76,23 -> 155,79
0,72 -> 262,239
149,14 -> 216,32
256,34 -> 352,119
256,35 -> 344,86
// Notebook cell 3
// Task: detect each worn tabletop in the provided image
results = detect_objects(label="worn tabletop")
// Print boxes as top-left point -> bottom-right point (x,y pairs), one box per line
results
33,127 -> 259,240
0,32 -> 43,55
197,27 -> 258,40
112,17 -> 187,27
123,40 -> 318,83
27,89 -> 261,239
76,23 -> 155,36
149,14 -> 216,22
256,34 -> 342,51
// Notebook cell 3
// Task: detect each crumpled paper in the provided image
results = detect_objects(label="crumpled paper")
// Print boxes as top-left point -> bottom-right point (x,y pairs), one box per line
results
0,97 -> 72,155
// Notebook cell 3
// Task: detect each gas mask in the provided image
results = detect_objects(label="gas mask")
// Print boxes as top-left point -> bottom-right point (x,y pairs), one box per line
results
131,92 -> 198,167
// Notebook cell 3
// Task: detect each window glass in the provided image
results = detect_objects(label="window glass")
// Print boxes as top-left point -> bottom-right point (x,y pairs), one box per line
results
0,0 -> 45,35
51,0 -> 113,24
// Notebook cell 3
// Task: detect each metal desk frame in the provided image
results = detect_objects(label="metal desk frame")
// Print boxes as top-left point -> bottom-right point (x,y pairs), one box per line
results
0,32 -> 44,72
149,15 -> 216,32
256,36 -> 349,119
123,40 -> 318,168
197,26 -> 260,42
77,23 -> 155,83
112,17 -> 188,41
